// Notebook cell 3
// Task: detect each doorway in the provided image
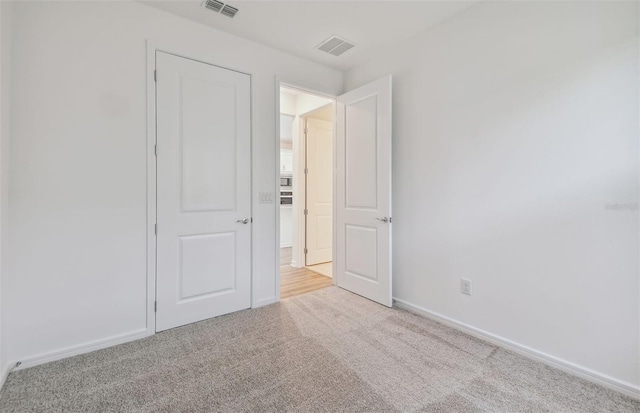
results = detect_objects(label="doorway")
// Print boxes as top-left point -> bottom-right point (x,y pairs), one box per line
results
277,76 -> 393,307
279,86 -> 334,298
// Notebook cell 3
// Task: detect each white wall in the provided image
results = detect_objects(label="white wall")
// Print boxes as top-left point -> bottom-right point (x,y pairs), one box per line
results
346,0 -> 639,393
0,0 -> 6,385
6,1 -> 342,367
280,92 -> 296,116
0,0 -> 12,385
0,0 -> 3,383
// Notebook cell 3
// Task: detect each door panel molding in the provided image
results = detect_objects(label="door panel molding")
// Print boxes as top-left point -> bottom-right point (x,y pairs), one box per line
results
155,51 -> 251,332
336,75 -> 392,307
147,41 -> 253,335
345,95 -> 378,210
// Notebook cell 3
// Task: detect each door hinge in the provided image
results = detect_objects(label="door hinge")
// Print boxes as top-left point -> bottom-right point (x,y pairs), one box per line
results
154,223 -> 157,235
304,128 -> 308,135
304,209 -> 308,215
154,301 -> 157,312
154,70 -> 157,82
154,144 -> 158,157
304,248 -> 308,254
389,217 -> 392,223
304,167 -> 308,175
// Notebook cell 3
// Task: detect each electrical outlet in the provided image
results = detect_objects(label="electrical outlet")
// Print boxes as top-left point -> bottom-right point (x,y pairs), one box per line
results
460,279 -> 472,295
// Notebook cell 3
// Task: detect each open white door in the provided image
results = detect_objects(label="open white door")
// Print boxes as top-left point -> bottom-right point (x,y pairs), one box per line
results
155,51 -> 251,332
305,117 -> 333,266
336,76 -> 392,307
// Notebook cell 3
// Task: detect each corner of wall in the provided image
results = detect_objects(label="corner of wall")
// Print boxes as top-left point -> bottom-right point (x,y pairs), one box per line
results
394,298 -> 640,400
0,0 -> 3,391
0,0 -> 13,391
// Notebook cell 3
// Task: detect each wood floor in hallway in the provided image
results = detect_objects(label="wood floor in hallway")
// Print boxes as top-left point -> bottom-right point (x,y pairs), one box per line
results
280,247 -> 332,299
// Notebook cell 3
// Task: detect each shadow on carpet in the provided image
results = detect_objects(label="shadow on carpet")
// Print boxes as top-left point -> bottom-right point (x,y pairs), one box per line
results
0,287 -> 637,412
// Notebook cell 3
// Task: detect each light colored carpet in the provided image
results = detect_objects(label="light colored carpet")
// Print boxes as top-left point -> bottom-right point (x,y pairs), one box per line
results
0,287 -> 638,412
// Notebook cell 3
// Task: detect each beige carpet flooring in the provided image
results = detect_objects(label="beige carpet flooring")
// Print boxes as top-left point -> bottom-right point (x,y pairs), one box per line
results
0,287 -> 638,412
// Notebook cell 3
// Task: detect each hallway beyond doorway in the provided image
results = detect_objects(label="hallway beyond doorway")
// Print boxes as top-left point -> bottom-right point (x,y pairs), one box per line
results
280,247 -> 332,299
306,262 -> 332,278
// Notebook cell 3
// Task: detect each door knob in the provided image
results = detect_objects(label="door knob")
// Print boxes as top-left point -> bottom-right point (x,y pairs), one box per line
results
375,217 -> 389,223
237,218 -> 249,224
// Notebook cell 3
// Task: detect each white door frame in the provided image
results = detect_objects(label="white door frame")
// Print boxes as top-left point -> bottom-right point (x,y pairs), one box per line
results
147,40 -> 254,335
275,79 -> 338,301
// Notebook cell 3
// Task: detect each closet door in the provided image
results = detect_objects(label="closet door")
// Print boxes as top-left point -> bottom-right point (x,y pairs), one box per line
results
155,51 -> 251,331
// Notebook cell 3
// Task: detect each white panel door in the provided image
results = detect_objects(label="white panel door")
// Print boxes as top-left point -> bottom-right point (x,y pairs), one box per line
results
156,51 -> 251,332
305,117 -> 333,266
336,76 -> 392,307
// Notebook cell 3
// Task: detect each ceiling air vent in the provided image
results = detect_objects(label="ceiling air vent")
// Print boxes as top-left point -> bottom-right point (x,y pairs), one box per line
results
204,0 -> 224,13
220,4 -> 238,18
202,0 -> 238,18
316,36 -> 355,57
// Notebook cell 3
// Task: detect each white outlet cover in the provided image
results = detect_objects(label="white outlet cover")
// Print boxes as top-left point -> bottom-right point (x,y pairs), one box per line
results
461,278 -> 472,295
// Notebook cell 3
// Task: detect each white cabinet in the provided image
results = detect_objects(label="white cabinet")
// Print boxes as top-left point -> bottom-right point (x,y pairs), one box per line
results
280,114 -> 295,174
279,113 -> 295,248
280,149 -> 293,173
280,206 -> 292,247
280,114 -> 294,142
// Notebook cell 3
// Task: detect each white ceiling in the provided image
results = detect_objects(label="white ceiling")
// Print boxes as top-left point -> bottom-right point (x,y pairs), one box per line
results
304,103 -> 333,122
281,87 -> 302,97
143,1 -> 478,71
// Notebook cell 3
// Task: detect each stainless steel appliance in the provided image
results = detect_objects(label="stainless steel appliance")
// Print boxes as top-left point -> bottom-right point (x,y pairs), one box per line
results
280,176 -> 292,187
280,190 -> 293,205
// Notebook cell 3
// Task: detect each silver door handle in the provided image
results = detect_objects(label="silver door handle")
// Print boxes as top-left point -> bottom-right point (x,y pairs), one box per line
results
375,217 -> 389,223
236,218 -> 249,224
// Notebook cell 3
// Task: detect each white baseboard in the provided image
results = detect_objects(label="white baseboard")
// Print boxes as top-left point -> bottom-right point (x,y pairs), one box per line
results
13,328 -> 151,372
393,298 -> 640,400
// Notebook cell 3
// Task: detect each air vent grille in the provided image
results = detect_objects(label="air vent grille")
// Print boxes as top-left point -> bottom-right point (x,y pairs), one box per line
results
316,36 -> 355,57
220,4 -> 238,18
318,37 -> 344,53
202,0 -> 238,18
204,0 -> 224,12
329,42 -> 355,56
